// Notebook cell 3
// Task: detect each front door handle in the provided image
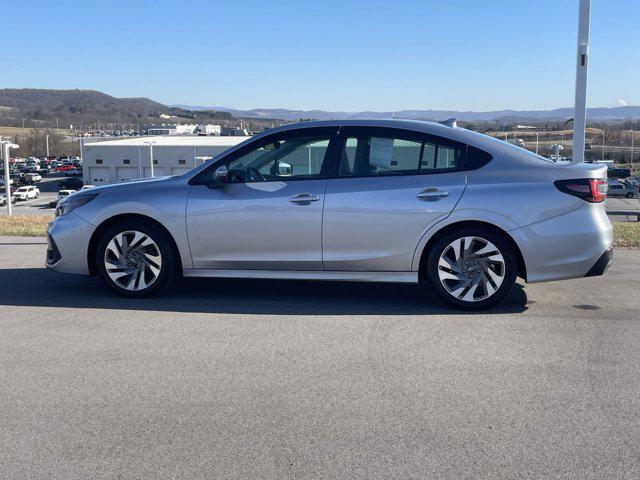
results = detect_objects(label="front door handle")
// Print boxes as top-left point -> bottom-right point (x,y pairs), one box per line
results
289,193 -> 320,204
416,188 -> 449,200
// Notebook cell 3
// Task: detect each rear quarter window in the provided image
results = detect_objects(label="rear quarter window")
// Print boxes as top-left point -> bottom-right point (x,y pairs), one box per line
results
463,146 -> 493,171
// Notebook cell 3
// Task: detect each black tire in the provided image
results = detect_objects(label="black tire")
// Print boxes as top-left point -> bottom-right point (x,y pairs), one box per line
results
95,219 -> 179,298
424,226 -> 518,310
626,192 -> 634,198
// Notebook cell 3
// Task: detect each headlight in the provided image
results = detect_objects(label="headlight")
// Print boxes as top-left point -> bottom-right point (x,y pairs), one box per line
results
55,193 -> 98,217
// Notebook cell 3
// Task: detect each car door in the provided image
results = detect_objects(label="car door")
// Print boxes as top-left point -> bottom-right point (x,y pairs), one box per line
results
322,127 -> 467,271
187,127 -> 338,270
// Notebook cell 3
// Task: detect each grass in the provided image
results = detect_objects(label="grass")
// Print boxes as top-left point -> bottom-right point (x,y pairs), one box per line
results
613,221 -> 640,248
0,215 -> 639,248
0,215 -> 51,237
0,125 -> 72,137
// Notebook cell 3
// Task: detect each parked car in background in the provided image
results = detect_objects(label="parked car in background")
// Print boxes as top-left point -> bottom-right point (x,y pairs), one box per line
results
13,185 -> 40,201
607,179 -> 637,198
25,172 -> 42,183
622,177 -> 640,189
46,120 -> 613,310
22,165 -> 41,173
58,177 -> 84,190
65,168 -> 83,177
608,167 -> 631,179
0,194 -> 17,206
57,164 -> 75,173
0,175 -> 15,186
49,189 -> 77,208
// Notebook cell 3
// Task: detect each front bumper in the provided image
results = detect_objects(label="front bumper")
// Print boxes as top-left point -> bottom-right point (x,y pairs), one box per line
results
510,203 -> 613,283
46,212 -> 95,275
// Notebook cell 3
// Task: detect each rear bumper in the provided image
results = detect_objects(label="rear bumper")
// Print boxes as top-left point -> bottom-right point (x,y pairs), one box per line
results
510,203 -> 612,283
585,247 -> 613,277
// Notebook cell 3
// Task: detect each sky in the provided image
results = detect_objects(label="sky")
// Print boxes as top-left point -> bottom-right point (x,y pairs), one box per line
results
3,0 -> 639,112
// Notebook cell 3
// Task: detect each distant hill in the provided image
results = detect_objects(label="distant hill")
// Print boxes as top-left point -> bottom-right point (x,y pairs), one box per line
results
0,89 -> 232,128
173,104 -> 640,122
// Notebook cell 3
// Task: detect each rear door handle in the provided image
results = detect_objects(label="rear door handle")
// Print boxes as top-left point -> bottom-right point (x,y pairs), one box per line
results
416,188 -> 449,199
289,193 -> 320,203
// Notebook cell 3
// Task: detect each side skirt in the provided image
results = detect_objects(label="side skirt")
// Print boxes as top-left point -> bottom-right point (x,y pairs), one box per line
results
183,269 -> 418,284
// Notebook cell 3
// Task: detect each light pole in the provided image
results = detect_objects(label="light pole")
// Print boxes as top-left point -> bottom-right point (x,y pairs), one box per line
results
572,0 -> 590,164
2,140 -> 20,215
144,141 -> 156,177
535,132 -> 539,155
45,134 -> 50,157
602,131 -> 605,162
630,130 -> 635,171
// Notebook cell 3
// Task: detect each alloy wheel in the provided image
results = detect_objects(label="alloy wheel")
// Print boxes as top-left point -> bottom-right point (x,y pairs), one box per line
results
437,236 -> 505,302
103,230 -> 162,291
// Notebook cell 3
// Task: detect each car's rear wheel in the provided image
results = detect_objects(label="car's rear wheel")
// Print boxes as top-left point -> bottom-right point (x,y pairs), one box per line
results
425,227 -> 518,310
95,220 -> 178,298
626,192 -> 634,198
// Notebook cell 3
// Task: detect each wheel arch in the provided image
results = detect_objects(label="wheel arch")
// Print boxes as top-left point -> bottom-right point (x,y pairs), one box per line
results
87,213 -> 183,275
417,220 -> 527,282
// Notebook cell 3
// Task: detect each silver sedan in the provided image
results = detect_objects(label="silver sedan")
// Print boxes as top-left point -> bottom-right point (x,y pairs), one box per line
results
46,120 -> 613,310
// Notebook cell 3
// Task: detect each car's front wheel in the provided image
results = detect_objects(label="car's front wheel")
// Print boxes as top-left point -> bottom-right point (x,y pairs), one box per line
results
95,220 -> 179,298
425,227 -> 518,310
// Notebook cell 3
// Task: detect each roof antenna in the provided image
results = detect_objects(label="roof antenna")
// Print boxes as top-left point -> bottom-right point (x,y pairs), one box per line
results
439,118 -> 457,128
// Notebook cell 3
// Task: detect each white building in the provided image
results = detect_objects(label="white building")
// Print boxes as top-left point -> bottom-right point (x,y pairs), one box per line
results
197,124 -> 222,136
82,135 -> 249,185
145,124 -> 199,135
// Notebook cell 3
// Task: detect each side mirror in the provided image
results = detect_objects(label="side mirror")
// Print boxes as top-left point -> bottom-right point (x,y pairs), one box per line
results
207,165 -> 228,189
214,165 -> 228,182
278,162 -> 292,176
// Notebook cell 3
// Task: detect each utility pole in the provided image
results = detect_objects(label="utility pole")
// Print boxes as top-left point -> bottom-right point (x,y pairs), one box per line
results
46,134 -> 50,157
535,132 -> 539,155
572,0 -> 590,164
602,131 -> 605,162
144,141 -> 155,177
2,140 -> 20,215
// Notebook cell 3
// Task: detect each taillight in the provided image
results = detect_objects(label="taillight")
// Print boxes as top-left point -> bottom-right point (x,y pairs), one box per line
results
554,178 -> 607,203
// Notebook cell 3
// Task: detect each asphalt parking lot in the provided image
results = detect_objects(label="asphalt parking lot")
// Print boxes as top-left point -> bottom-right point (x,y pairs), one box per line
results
1,175 -> 62,216
1,239 -> 639,479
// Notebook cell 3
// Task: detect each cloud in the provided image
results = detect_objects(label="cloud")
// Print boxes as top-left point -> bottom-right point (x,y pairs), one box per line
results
617,99 -> 627,107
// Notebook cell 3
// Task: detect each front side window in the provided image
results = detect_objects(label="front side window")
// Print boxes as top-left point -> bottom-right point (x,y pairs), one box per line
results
226,135 -> 331,183
337,133 -> 461,178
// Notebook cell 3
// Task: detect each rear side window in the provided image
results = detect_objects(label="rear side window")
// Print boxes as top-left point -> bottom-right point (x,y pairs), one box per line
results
464,145 -> 493,171
337,134 -> 462,178
420,142 -> 461,171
